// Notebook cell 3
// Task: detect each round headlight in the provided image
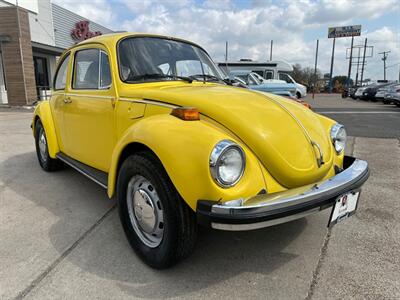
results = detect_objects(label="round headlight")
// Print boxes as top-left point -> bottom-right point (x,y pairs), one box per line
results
210,140 -> 245,187
330,123 -> 347,154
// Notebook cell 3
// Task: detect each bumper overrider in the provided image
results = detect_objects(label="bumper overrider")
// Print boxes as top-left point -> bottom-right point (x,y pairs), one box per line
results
197,156 -> 369,231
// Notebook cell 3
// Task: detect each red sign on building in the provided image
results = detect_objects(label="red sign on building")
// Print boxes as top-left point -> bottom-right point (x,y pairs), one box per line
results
71,21 -> 102,42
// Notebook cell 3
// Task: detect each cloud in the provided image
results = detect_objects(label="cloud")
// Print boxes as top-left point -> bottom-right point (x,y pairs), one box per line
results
304,0 -> 399,25
53,0 -> 400,81
52,0 -> 116,28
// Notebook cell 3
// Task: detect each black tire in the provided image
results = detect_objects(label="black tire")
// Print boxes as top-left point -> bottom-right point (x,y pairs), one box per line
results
382,100 -> 391,104
34,119 -> 62,172
396,103 -> 400,108
117,152 -> 197,269
296,92 -> 301,99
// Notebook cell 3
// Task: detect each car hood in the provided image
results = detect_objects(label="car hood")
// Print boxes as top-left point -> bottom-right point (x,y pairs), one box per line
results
122,83 -> 334,188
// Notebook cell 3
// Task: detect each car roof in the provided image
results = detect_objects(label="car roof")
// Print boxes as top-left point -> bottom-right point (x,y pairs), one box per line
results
72,32 -> 207,53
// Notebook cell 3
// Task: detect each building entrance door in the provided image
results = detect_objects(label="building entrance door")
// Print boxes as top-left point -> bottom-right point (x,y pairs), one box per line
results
0,44 -> 8,104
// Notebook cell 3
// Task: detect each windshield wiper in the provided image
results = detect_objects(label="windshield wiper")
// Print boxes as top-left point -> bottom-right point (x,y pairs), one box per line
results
126,73 -> 193,83
189,74 -> 229,84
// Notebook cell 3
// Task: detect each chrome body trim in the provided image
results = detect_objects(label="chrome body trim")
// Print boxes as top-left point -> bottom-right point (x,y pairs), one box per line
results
118,98 -> 178,109
200,156 -> 369,231
56,154 -> 108,189
211,207 -> 319,231
65,93 -> 113,100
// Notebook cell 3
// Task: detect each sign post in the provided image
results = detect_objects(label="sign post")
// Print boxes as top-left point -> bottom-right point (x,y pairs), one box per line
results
328,25 -> 361,92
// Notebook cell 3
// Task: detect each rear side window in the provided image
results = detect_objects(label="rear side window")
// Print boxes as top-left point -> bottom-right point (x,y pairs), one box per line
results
73,49 -> 111,89
54,54 -> 70,90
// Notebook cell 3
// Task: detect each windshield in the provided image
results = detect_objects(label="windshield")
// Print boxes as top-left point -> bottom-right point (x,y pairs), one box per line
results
118,37 -> 225,83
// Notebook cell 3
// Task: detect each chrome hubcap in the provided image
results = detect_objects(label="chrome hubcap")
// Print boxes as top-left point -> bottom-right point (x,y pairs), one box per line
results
127,175 -> 164,248
38,129 -> 47,162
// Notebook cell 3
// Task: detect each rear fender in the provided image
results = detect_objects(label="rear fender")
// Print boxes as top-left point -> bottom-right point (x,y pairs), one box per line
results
32,101 -> 59,158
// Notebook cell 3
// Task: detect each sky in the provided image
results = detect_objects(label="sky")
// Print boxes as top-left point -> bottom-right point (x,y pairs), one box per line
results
54,0 -> 400,81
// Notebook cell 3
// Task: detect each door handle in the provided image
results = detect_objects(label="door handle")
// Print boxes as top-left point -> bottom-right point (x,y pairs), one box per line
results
64,96 -> 72,104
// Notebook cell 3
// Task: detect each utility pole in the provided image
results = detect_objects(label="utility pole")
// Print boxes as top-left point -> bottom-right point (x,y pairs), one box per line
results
378,51 -> 390,81
328,38 -> 336,93
313,39 -> 319,99
346,36 -> 354,88
360,38 -> 367,85
270,40 -> 273,61
225,41 -> 228,62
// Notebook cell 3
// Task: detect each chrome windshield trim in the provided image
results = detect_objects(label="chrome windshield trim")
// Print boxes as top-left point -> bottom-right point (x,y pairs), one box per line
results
211,157 -> 369,216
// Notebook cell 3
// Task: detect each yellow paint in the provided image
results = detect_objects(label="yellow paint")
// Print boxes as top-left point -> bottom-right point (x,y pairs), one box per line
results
32,33 -> 345,211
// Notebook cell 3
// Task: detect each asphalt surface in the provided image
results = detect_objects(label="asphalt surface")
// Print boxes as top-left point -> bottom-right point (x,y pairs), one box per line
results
0,95 -> 399,299
307,95 -> 400,138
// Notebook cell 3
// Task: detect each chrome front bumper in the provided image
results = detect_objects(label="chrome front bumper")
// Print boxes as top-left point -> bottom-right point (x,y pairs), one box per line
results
197,156 -> 369,231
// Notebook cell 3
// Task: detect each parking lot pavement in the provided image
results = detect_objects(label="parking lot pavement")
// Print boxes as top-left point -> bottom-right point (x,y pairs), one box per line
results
307,95 -> 400,138
0,104 -> 399,299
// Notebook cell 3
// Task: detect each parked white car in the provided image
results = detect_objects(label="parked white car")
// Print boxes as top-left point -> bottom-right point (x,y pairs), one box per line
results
277,73 -> 307,98
354,87 -> 366,99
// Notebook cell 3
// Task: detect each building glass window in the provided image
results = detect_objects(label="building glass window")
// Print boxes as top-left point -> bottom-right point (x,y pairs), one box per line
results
34,57 -> 50,89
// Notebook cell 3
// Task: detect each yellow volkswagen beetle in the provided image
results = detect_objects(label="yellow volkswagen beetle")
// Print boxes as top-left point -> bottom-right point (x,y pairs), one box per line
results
32,33 -> 369,268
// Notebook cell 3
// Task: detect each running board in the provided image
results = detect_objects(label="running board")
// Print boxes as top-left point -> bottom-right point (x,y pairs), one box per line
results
56,153 -> 108,189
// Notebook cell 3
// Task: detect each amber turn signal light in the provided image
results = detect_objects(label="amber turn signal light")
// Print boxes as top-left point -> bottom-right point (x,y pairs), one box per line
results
171,107 -> 200,121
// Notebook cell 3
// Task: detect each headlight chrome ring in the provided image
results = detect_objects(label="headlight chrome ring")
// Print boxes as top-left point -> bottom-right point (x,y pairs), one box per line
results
330,123 -> 347,154
210,140 -> 245,188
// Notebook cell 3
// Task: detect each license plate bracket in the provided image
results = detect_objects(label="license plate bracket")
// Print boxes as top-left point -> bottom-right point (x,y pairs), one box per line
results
329,190 -> 360,227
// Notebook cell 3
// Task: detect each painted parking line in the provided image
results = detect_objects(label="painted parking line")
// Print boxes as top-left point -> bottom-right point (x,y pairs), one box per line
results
316,111 -> 400,114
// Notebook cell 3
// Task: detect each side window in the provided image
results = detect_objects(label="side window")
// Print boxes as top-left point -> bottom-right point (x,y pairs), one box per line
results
248,75 -> 257,85
279,73 -> 291,83
158,63 -> 171,75
54,54 -> 70,90
73,49 -> 100,89
265,71 -> 273,80
100,51 -> 111,88
252,70 -> 263,77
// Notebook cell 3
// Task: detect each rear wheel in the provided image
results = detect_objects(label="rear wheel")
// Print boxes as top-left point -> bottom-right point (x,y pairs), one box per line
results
117,152 -> 197,269
34,119 -> 61,171
382,100 -> 391,104
296,92 -> 301,99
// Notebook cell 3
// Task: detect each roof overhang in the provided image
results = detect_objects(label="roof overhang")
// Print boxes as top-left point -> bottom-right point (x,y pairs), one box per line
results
31,41 -> 65,56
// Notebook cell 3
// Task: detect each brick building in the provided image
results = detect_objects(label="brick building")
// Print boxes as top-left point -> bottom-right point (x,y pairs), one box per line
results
0,0 -> 113,106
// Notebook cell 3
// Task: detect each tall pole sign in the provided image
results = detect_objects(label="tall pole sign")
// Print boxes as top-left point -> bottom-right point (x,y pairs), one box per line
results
328,25 -> 361,92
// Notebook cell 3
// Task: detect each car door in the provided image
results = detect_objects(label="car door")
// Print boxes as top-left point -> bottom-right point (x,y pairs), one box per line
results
50,53 -> 71,152
63,46 -> 115,172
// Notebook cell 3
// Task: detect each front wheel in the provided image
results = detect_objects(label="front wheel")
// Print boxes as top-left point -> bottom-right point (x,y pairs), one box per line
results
117,152 -> 197,269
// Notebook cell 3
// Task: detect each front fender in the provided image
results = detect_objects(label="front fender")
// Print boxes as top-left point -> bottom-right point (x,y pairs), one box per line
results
108,114 -> 267,210
32,101 -> 59,158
